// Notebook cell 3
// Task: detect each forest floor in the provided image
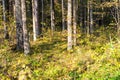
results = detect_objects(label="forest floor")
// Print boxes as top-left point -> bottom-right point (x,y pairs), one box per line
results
0,30 -> 120,80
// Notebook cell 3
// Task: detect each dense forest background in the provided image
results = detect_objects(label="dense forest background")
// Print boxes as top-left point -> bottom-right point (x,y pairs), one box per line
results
0,0 -> 120,80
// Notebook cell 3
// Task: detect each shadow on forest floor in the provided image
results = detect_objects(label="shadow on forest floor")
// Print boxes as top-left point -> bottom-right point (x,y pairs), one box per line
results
31,38 -> 67,54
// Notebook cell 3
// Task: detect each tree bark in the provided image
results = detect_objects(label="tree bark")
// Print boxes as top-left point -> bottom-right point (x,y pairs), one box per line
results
32,0 -> 40,41
51,0 -> 55,37
89,0 -> 93,34
73,0 -> 77,46
41,0 -> 44,29
117,0 -> 120,34
2,0 -> 9,39
82,0 -> 87,34
67,0 -> 72,50
15,0 -> 23,50
21,0 -> 30,54
101,0 -> 104,26
62,0 -> 65,31
87,0 -> 90,35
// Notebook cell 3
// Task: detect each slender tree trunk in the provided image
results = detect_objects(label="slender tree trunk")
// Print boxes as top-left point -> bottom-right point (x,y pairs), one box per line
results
41,0 -> 44,29
117,0 -> 120,34
82,3 -> 85,33
87,0 -> 90,35
15,0 -> 23,50
13,1 -> 15,18
32,0 -> 40,41
89,0 -> 93,34
62,0 -> 65,31
9,0 -> 13,16
83,0 -> 87,34
101,0 -> 104,26
27,0 -> 32,18
21,0 -> 30,54
51,0 -> 55,36
73,0 -> 76,46
67,0 -> 72,50
2,0 -> 9,39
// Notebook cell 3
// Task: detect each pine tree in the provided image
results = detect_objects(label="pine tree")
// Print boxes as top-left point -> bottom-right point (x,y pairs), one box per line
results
15,0 -> 23,50
32,0 -> 40,41
67,0 -> 72,50
21,0 -> 30,54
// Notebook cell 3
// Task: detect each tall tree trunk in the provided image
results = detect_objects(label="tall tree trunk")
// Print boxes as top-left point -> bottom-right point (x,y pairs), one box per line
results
117,0 -> 120,34
32,0 -> 40,41
101,0 -> 104,26
87,0 -> 90,35
15,0 -> 23,50
67,0 -> 72,50
81,2 -> 85,33
82,0 -> 87,34
27,0 -> 32,18
73,0 -> 77,46
21,0 -> 30,54
2,0 -> 9,39
51,0 -> 55,36
62,0 -> 65,31
41,0 -> 44,29
9,0 -> 14,16
89,0 -> 93,34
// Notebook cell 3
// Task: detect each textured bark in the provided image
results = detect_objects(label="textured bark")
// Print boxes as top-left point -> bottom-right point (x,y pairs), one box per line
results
67,0 -> 72,50
26,0 -> 32,18
81,3 -> 85,33
117,0 -> 120,34
2,0 -> 9,39
41,0 -> 44,28
9,0 -> 14,16
101,0 -> 104,26
15,0 -> 23,50
51,0 -> 55,36
21,0 -> 30,54
82,0 -> 87,34
32,0 -> 40,41
73,0 -> 77,46
87,0 -> 93,35
62,0 -> 65,31
89,0 -> 93,34
87,0 -> 90,35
